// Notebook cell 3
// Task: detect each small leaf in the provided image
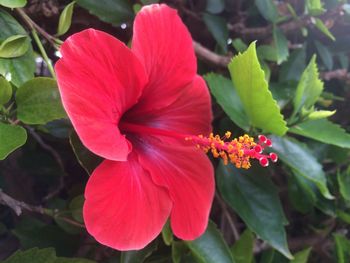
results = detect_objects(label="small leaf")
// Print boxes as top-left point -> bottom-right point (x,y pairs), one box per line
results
231,229 -> 254,263
293,55 -> 323,114
204,73 -> 249,131
16,77 -> 66,124
279,47 -> 306,82
77,0 -> 134,26
273,27 -> 289,64
0,0 -> 26,8
202,13 -> 228,53
56,1 -> 75,36
69,195 -> 84,223
289,119 -> 350,148
217,164 -> 292,259
0,123 -> 27,160
232,38 -> 247,53
186,221 -> 235,263
307,110 -> 336,120
0,35 -> 29,58
255,0 -> 278,22
257,45 -> 278,62
228,42 -> 288,136
0,76 -> 12,104
305,0 -> 325,16
121,241 -> 158,263
291,248 -> 312,263
313,18 -> 335,41
271,136 -> 333,199
314,40 -> 333,70
172,241 -> 190,263
161,220 -> 173,246
334,234 -> 350,263
206,0 -> 225,14
337,167 -> 350,201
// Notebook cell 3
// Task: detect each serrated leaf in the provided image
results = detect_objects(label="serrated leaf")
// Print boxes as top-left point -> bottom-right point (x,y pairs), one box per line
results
121,241 -> 157,263
334,234 -> 350,263
202,13 -> 228,53
186,221 -> 235,263
56,1 -> 75,36
0,9 -> 35,86
0,76 -> 11,104
0,35 -> 29,58
16,77 -> 66,124
77,0 -> 133,26
0,123 -> 27,160
231,229 -> 254,263
273,27 -> 289,64
313,18 -> 335,41
255,0 -> 278,22
217,164 -> 292,259
289,119 -> 350,148
271,136 -> 333,199
291,248 -> 312,263
308,110 -> 336,120
337,167 -> 350,201
293,55 -> 323,114
228,42 -> 288,135
204,73 -> 249,131
0,0 -> 26,8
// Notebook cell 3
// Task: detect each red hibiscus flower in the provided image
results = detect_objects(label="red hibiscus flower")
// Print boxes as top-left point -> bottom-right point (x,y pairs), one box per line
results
55,4 -> 214,250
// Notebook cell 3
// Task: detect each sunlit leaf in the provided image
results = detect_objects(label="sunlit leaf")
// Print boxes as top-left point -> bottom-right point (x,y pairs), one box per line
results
291,247 -> 312,263
56,1 -> 75,36
0,35 -> 29,58
313,18 -> 335,41
0,0 -> 26,8
0,123 -> 27,160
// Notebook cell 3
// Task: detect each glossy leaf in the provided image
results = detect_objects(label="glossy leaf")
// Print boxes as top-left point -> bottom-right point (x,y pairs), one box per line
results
202,13 -> 228,52
204,73 -> 249,131
121,241 -> 158,263
337,167 -> 350,201
217,164 -> 292,259
228,42 -> 288,135
293,55 -> 323,114
289,119 -> 350,148
255,0 -> 278,22
273,27 -> 289,64
0,9 -> 35,86
186,221 -> 235,263
0,123 -> 27,160
291,248 -> 312,263
16,77 -> 66,124
334,234 -> 350,263
77,0 -> 133,26
0,0 -> 26,8
271,136 -> 333,199
57,1 -> 75,36
0,76 -> 11,104
0,35 -> 29,58
231,229 -> 254,263
314,18 -> 335,41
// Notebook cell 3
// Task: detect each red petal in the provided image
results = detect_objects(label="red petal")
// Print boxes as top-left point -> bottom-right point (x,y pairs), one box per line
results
55,29 -> 148,161
125,75 -> 212,136
83,153 -> 172,250
132,4 -> 196,110
137,139 -> 214,240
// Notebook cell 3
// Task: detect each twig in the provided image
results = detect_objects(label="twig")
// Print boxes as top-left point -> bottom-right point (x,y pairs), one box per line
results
193,41 -> 230,68
320,69 -> 350,82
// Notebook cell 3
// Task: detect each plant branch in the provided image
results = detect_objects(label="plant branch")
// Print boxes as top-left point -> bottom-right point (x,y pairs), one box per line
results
193,41 -> 230,68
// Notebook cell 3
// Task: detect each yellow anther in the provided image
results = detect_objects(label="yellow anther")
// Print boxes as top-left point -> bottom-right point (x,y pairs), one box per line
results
225,131 -> 231,138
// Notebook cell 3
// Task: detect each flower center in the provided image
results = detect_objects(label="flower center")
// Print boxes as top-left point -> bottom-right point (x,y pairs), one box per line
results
120,122 -> 278,169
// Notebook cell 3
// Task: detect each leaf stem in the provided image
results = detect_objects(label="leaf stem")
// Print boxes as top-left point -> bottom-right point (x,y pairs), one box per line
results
31,29 -> 56,79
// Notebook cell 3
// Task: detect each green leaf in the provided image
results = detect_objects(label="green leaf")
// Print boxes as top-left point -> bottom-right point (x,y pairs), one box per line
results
172,241 -> 190,263
1,247 -> 95,263
279,47 -> 306,82
257,45 -> 278,62
121,241 -> 157,263
161,220 -> 173,246
202,13 -> 228,52
16,77 -> 66,124
0,76 -> 11,104
314,40 -> 333,70
306,0 -> 325,15
56,1 -> 75,36
0,123 -> 27,160
313,18 -> 335,41
0,9 -> 35,86
204,73 -> 249,131
186,221 -> 235,263
293,55 -> 323,114
255,0 -> 278,22
0,0 -> 26,8
289,119 -> 350,148
76,0 -> 133,26
228,42 -> 288,136
206,0 -> 225,14
273,27 -> 289,64
217,164 -> 292,259
232,38 -> 247,53
231,229 -> 254,263
307,110 -> 336,120
69,131 -> 102,175
337,167 -> 350,201
271,136 -> 333,199
334,234 -> 350,263
0,35 -> 29,58
69,195 -> 84,223
291,248 -> 312,263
